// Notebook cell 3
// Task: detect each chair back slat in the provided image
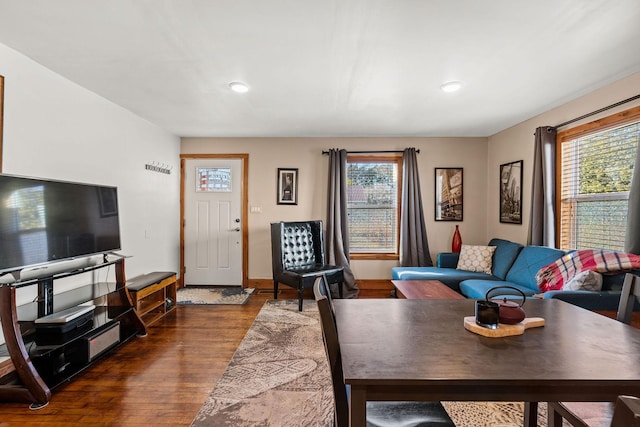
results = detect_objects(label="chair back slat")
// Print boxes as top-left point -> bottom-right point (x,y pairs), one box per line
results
314,277 -> 349,427
617,273 -> 640,324
611,395 -> 640,427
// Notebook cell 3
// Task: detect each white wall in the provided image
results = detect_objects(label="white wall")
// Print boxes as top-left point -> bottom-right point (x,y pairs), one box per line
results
487,71 -> 640,244
181,137 -> 488,280
0,42 -> 180,302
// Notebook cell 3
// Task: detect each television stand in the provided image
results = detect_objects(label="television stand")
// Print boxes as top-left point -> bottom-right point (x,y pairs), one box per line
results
0,257 -> 146,407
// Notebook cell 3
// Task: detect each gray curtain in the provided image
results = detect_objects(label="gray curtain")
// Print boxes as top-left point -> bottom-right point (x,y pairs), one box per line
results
326,149 -> 358,298
400,148 -> 433,266
528,126 -> 557,247
625,142 -> 640,254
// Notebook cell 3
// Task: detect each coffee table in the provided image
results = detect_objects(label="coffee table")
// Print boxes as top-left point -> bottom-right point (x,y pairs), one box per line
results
334,298 -> 640,427
391,279 -> 463,299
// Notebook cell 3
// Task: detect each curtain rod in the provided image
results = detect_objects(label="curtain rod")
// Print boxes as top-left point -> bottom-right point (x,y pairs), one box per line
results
552,94 -> 640,130
321,149 -> 419,155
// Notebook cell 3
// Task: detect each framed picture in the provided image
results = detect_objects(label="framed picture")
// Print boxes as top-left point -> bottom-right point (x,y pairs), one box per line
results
277,168 -> 298,205
435,168 -> 463,221
500,160 -> 523,224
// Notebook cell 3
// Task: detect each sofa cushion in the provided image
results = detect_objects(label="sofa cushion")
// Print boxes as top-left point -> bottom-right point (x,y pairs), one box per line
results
391,267 -> 498,292
456,245 -> 496,274
504,245 -> 565,292
459,279 -> 538,299
437,252 -> 460,268
488,238 -> 524,280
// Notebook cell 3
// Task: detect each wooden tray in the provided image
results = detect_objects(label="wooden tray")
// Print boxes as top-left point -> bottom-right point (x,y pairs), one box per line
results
464,316 -> 545,337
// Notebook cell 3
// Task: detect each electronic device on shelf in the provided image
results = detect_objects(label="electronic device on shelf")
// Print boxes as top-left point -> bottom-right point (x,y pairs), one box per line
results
35,305 -> 95,324
34,305 -> 96,346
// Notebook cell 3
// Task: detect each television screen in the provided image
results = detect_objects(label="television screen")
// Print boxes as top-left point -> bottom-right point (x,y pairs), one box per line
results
0,174 -> 121,273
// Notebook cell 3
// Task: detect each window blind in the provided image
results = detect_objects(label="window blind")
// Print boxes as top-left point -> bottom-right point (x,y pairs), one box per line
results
559,122 -> 639,250
346,160 -> 399,253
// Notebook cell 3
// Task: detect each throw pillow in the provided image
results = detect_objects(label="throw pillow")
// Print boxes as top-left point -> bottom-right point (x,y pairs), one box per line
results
562,270 -> 603,291
456,245 -> 496,274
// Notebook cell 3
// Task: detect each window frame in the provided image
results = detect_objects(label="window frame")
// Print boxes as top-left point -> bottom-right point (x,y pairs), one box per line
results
555,104 -> 640,249
346,154 -> 402,261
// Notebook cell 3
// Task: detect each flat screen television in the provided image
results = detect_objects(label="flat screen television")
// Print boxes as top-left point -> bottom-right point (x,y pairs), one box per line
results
0,174 -> 121,274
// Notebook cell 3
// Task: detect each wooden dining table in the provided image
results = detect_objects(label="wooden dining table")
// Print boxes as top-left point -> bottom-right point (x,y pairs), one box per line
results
333,298 -> 640,427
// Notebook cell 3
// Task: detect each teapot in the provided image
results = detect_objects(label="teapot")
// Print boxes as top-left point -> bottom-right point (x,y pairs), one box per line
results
485,286 -> 526,324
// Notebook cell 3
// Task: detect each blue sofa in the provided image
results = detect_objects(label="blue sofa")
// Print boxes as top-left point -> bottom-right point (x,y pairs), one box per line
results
391,238 -> 636,311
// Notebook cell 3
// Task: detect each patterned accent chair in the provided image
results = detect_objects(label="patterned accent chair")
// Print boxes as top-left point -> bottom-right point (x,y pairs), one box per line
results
270,220 -> 344,311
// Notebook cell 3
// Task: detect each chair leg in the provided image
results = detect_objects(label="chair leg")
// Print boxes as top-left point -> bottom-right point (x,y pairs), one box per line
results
298,287 -> 304,311
273,281 -> 279,300
547,403 -> 563,427
524,402 -> 538,427
338,282 -> 344,299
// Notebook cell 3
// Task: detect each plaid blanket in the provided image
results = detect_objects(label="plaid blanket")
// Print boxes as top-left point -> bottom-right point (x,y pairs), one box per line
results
536,249 -> 640,292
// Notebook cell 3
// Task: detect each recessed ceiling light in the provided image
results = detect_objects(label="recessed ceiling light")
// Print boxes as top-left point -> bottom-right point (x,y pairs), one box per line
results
440,81 -> 462,93
229,81 -> 249,93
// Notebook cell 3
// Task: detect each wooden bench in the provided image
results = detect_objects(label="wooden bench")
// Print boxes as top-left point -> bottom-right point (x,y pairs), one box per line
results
127,272 -> 177,326
391,280 -> 464,300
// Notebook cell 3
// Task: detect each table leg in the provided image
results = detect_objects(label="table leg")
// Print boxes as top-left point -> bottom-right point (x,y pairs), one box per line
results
523,402 -> 538,427
349,386 -> 366,427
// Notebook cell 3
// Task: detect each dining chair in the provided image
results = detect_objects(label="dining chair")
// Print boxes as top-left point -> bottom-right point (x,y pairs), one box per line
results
611,395 -> 640,426
313,276 -> 455,427
548,273 -> 640,427
271,220 -> 344,311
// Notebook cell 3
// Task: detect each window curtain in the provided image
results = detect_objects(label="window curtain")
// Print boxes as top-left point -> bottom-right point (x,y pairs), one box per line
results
528,126 -> 557,247
625,144 -> 640,254
326,149 -> 358,298
400,148 -> 433,266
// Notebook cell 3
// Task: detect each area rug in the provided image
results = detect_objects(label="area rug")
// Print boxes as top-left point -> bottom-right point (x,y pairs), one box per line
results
191,299 -> 333,426
191,299 -> 562,427
177,287 -> 255,305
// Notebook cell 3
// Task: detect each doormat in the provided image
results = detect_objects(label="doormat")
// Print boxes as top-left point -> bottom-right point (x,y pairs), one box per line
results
177,287 -> 255,305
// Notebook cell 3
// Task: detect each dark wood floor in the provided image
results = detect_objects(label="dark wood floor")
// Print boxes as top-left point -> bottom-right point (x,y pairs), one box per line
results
0,287 -> 631,426
0,289 -> 390,426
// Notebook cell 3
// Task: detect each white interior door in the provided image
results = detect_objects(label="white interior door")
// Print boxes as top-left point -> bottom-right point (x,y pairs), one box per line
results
184,158 -> 243,286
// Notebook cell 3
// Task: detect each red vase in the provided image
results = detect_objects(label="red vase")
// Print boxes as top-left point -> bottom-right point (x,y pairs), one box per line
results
452,225 -> 462,253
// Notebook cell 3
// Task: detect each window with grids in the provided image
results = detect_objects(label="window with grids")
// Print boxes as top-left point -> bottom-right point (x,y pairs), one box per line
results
558,113 -> 639,251
346,155 -> 401,257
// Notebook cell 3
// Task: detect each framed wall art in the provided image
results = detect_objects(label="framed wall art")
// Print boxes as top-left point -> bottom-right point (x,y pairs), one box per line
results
277,168 -> 298,205
435,167 -> 463,221
499,160 -> 523,224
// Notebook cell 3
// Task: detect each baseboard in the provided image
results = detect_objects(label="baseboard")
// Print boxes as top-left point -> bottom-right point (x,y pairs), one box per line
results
248,278 -> 393,291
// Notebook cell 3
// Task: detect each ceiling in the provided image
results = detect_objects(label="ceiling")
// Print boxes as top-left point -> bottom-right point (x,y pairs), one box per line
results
1,0 -> 639,138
